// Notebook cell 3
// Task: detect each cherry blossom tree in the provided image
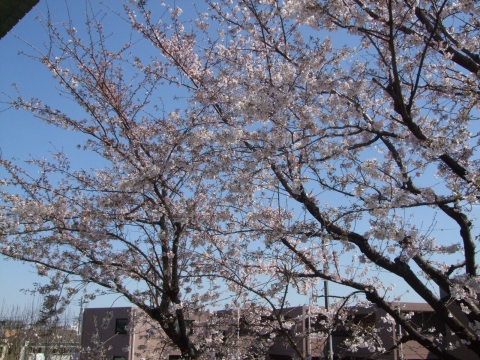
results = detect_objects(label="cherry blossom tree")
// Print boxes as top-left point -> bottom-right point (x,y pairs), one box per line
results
128,0 -> 480,358
1,0 -> 480,359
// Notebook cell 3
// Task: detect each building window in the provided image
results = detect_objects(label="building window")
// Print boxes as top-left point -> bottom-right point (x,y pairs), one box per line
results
115,318 -> 128,334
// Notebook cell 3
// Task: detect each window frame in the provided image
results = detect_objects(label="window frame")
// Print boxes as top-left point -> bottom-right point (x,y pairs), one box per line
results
115,318 -> 128,335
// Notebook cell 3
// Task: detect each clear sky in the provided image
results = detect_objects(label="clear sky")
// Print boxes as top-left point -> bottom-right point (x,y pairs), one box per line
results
1,0 -> 479,320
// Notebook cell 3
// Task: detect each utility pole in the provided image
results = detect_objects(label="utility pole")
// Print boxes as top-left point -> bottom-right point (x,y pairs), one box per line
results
397,305 -> 404,360
324,280 -> 333,360
307,302 -> 311,360
237,308 -> 240,360
323,237 -> 334,360
77,297 -> 88,335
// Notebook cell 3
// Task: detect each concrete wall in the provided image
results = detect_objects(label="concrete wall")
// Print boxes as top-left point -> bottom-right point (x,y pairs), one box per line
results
81,307 -> 134,360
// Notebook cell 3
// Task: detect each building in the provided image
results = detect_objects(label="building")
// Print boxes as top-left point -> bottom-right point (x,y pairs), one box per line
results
81,307 -> 179,360
80,307 -> 267,360
81,304 -> 477,360
0,319 -> 79,360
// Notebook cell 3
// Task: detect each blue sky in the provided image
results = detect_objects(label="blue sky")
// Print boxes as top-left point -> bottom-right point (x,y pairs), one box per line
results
0,0 -> 136,314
